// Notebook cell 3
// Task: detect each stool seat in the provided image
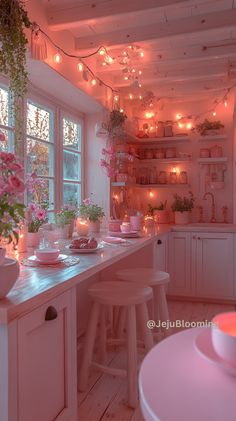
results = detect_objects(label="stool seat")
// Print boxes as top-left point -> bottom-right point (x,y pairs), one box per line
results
116,268 -> 169,286
89,281 -> 153,306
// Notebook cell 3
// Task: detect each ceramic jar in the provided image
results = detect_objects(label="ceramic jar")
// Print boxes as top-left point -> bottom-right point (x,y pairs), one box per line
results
155,149 -> 165,159
27,232 -> 40,248
156,122 -> 165,137
158,171 -> 167,184
89,220 -> 101,233
200,148 -> 210,158
179,171 -> 188,184
166,147 -> 176,158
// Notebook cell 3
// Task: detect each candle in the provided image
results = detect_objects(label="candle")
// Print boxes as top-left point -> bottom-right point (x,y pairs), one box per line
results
17,224 -> 28,253
76,218 -> 89,236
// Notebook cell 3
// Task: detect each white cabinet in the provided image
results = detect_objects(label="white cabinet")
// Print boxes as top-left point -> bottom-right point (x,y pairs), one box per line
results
17,289 -> 77,421
154,234 -> 169,272
193,232 -> 234,300
168,232 -> 192,296
168,231 -> 234,300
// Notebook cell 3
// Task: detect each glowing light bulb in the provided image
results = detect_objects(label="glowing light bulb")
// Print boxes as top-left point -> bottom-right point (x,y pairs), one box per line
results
176,113 -> 182,120
145,112 -> 154,119
139,83 -> 142,88
224,100 -> 228,107
91,78 -> 97,86
140,51 -> 144,58
114,95 -> 119,102
124,76 -> 129,80
178,122 -> 183,128
138,70 -> 142,75
213,111 -> 216,116
139,95 -> 142,100
99,48 -> 105,55
77,62 -> 83,72
131,68 -> 136,73
102,62 -> 107,66
186,122 -> 192,129
120,108 -> 124,113
54,52 -> 62,64
129,93 -> 133,100
149,191 -> 154,198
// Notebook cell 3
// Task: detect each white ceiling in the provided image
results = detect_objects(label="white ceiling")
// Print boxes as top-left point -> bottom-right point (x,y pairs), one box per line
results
41,0 -> 236,100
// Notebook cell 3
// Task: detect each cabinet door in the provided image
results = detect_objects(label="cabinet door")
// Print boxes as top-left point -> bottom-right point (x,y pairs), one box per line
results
168,232 -> 192,296
18,289 -> 77,421
195,233 -> 234,299
154,234 -> 169,272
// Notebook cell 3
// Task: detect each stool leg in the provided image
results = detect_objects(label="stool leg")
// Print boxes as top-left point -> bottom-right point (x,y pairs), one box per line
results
137,302 -> 154,352
153,287 -> 163,341
99,306 -> 107,364
127,305 -> 138,408
159,285 -> 171,336
116,306 -> 127,339
78,302 -> 100,391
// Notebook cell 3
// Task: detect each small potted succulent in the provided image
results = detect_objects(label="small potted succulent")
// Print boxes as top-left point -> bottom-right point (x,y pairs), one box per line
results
79,198 -> 105,233
149,201 -> 169,224
194,119 -> 224,136
171,192 -> 194,225
55,205 -> 78,238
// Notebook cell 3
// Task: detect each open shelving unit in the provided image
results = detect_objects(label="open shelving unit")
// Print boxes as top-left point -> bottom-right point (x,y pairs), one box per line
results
198,134 -> 227,142
198,157 -> 228,164
138,157 -> 192,164
111,182 -> 190,188
127,134 -> 190,144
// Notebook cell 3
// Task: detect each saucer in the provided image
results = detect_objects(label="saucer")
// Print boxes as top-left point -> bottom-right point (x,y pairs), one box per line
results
66,244 -> 104,254
194,328 -> 236,376
28,254 -> 68,265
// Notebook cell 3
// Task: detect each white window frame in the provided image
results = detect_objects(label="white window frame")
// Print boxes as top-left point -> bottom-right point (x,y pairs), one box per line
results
60,110 -> 84,207
0,81 -> 15,152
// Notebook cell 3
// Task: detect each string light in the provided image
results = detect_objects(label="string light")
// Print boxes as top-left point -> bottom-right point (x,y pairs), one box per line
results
99,48 -> 106,56
91,78 -> 97,86
129,93 -> 133,100
186,122 -> 192,129
178,122 -> 183,128
139,83 -> 142,88
54,51 -> 62,64
212,111 -> 217,116
224,100 -> 228,107
114,95 -> 119,102
77,62 -> 83,72
140,51 -> 144,57
139,95 -> 142,100
138,70 -> 142,75
120,108 -> 124,113
145,112 -> 154,119
124,76 -> 129,80
176,113 -> 182,120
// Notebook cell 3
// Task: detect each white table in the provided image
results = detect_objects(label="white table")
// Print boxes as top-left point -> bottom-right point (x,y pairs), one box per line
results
139,328 -> 236,421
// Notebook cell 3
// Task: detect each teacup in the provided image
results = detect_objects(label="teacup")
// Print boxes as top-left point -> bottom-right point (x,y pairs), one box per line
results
35,248 -> 60,262
120,222 -> 131,233
211,312 -> 236,367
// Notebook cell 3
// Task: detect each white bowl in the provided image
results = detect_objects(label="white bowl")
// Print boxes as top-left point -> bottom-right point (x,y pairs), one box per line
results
0,258 -> 19,298
211,312 -> 236,367
35,248 -> 60,262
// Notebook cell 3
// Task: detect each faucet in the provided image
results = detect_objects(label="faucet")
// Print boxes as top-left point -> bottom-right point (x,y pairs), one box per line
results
203,192 -> 216,223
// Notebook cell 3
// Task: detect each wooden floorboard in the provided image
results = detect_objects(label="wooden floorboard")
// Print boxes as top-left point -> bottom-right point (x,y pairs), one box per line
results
78,300 -> 235,421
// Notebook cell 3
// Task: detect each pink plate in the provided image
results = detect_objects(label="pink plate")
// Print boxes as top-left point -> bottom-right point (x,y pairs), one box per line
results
102,236 -> 127,244
194,328 -> 236,376
28,254 -> 67,265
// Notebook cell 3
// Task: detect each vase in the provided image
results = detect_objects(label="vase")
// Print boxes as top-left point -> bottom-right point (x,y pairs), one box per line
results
27,232 -> 40,248
174,211 -> 190,225
89,220 -> 101,233
0,258 -> 19,298
153,210 -> 169,224
68,220 -> 75,238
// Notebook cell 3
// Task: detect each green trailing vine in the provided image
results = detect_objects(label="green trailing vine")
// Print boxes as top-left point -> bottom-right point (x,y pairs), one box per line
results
0,0 -> 31,145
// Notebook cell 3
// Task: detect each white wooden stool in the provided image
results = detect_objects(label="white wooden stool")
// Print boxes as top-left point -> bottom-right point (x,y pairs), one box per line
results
78,281 -> 153,408
116,268 -> 171,337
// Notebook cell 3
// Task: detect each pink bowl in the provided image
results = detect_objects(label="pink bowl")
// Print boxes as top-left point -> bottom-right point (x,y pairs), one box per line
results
120,223 -> 131,233
211,312 -> 236,367
35,248 -> 60,262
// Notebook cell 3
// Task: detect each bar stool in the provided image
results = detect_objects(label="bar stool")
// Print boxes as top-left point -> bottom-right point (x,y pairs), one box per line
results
116,268 -> 171,337
78,281 -> 153,408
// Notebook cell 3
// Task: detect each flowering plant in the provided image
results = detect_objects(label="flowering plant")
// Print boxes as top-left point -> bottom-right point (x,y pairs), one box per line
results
79,198 -> 105,222
0,149 -> 25,244
171,192 -> 194,213
100,146 -> 118,178
55,204 -> 77,227
27,203 -> 48,233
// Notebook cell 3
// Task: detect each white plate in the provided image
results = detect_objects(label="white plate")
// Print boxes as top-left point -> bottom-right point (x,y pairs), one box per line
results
108,231 -> 140,238
66,244 -> 104,254
28,254 -> 68,265
194,328 -> 236,376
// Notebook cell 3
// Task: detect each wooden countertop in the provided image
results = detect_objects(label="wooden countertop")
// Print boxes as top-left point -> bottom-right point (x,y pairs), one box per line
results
0,227 -> 170,324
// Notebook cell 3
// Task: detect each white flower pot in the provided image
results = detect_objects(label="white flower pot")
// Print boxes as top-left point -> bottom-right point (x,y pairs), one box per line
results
153,210 -> 169,224
0,248 -> 6,265
0,258 -> 19,298
27,232 -> 40,248
89,221 -> 101,233
174,211 -> 190,225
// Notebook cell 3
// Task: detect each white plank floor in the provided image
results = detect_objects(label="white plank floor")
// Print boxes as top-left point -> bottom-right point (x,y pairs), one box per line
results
77,300 -> 235,421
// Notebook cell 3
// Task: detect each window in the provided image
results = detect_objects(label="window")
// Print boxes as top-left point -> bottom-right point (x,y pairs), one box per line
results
0,86 -> 14,152
62,117 -> 82,206
26,101 -> 54,209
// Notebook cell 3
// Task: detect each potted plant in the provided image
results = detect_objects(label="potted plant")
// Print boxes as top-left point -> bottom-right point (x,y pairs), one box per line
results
27,203 -> 48,247
149,201 -> 169,224
79,198 -> 105,233
171,192 -> 194,225
55,205 -> 77,239
194,119 -> 224,136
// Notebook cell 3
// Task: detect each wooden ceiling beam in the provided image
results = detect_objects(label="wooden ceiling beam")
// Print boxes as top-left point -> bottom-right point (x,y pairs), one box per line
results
47,0 -> 191,31
74,8 -> 236,50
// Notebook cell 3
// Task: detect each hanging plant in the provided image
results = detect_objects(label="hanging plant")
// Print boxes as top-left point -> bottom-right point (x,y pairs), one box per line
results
0,0 -> 31,144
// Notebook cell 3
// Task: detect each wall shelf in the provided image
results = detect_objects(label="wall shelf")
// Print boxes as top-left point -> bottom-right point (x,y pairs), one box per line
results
198,157 -> 228,164
198,134 -> 227,142
138,157 -> 192,164
136,183 -> 190,188
127,135 -> 190,145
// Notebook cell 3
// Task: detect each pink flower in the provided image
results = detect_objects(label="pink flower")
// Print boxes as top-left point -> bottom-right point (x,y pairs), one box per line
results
0,152 -> 15,163
28,203 -> 37,212
83,198 -> 92,206
35,208 -> 47,220
100,159 -> 108,168
8,175 -> 25,193
7,162 -> 23,172
0,131 -> 6,142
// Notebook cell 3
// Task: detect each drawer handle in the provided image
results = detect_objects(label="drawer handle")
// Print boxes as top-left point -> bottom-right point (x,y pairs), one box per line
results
157,239 -> 162,245
45,306 -> 58,321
